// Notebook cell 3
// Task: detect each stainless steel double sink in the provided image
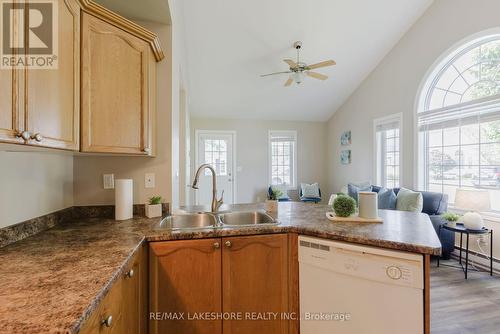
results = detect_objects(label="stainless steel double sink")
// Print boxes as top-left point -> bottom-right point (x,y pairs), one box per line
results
158,211 -> 278,230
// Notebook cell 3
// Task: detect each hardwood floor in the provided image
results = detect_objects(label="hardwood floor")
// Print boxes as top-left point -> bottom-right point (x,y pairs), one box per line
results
431,259 -> 500,334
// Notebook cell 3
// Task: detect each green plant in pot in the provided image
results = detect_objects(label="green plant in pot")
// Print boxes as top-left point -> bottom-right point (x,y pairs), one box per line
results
266,187 -> 283,212
333,195 -> 356,217
442,212 -> 461,227
146,195 -> 163,218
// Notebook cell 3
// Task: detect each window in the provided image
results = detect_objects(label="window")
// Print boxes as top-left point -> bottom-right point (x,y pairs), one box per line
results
418,35 -> 500,211
203,139 -> 227,176
374,114 -> 402,188
269,131 -> 297,188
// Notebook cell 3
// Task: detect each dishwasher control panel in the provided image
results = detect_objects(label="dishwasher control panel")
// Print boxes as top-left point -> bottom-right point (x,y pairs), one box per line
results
298,236 -> 424,289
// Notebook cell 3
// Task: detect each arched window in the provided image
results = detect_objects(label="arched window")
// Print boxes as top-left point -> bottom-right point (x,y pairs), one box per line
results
417,34 -> 500,212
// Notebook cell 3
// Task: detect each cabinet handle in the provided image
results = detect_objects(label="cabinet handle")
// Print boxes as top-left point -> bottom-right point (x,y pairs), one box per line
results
213,242 -> 220,249
125,269 -> 134,278
102,315 -> 113,328
15,131 -> 31,142
225,241 -> 232,248
30,133 -> 43,142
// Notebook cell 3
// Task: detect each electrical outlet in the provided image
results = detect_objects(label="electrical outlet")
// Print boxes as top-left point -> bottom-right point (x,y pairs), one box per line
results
103,174 -> 114,189
145,173 -> 155,188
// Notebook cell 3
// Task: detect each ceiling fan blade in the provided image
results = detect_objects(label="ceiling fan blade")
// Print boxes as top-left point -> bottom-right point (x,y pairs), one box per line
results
260,71 -> 292,77
284,77 -> 293,87
307,60 -> 336,70
283,59 -> 298,68
306,71 -> 328,80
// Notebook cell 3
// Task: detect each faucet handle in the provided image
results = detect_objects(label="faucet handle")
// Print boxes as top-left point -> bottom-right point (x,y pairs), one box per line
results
216,190 -> 224,210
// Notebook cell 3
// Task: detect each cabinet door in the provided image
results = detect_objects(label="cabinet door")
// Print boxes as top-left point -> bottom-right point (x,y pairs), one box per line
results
81,13 -> 152,155
122,243 -> 148,333
149,239 -> 222,334
222,234 -> 289,334
0,5 -> 22,145
24,0 -> 80,150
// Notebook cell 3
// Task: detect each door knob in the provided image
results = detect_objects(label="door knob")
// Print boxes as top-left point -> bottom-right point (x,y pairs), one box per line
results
225,240 -> 232,248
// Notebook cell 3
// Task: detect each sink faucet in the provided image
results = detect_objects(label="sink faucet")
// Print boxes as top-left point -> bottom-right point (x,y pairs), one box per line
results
191,164 -> 224,213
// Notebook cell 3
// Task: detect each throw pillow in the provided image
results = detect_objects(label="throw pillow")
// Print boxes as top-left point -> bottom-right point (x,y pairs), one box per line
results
301,183 -> 320,198
377,188 -> 397,210
347,183 -> 372,204
271,185 -> 290,200
396,188 -> 424,212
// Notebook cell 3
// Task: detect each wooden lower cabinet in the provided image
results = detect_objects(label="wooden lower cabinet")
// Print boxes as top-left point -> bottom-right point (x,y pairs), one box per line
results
149,234 -> 294,334
80,244 -> 148,333
149,238 -> 223,334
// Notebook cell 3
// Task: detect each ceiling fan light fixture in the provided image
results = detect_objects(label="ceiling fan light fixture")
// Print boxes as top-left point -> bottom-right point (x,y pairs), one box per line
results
293,72 -> 304,84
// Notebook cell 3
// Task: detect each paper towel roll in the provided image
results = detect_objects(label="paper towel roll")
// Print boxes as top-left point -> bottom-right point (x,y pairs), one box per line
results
358,191 -> 378,219
115,179 -> 133,220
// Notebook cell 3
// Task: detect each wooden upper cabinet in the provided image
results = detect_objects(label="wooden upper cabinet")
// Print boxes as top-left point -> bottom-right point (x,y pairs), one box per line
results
0,67 -> 22,144
0,5 -> 22,144
222,234 -> 290,334
24,0 -> 80,150
81,13 -> 155,155
149,239 -> 223,334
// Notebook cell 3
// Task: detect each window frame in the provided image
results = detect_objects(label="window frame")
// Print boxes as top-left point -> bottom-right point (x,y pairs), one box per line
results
268,130 -> 297,190
415,31 -> 500,213
373,113 -> 403,188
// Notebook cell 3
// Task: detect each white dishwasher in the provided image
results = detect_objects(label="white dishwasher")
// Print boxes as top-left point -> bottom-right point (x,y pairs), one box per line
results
299,236 -> 424,334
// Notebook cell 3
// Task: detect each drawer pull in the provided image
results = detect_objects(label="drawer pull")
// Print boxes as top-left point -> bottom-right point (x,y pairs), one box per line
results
213,242 -> 220,249
15,131 -> 31,142
225,241 -> 232,248
125,269 -> 134,278
102,315 -> 113,327
30,133 -> 43,142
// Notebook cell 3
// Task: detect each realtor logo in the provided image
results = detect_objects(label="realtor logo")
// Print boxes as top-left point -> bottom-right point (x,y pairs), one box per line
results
1,0 -> 58,69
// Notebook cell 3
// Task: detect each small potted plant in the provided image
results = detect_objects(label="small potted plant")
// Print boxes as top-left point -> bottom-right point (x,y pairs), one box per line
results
146,195 -> 163,218
266,188 -> 283,212
333,194 -> 356,217
442,212 -> 461,228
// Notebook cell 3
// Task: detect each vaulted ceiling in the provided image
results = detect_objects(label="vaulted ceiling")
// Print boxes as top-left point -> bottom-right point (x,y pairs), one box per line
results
181,0 -> 433,121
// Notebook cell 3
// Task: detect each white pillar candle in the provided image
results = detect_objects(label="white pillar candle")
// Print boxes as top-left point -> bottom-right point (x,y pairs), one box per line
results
115,179 -> 133,220
358,191 -> 378,219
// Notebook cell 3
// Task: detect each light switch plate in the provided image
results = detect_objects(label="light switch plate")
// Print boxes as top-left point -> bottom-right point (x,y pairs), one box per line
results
103,174 -> 114,189
145,173 -> 155,188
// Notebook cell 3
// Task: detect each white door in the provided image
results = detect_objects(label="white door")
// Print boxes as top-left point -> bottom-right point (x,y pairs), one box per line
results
196,132 -> 235,205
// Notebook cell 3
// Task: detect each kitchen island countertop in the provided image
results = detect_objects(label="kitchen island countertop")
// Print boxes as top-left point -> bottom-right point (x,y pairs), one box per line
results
0,202 -> 441,333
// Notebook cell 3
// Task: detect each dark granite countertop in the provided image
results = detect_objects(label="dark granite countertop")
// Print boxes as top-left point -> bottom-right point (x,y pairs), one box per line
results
0,202 -> 441,333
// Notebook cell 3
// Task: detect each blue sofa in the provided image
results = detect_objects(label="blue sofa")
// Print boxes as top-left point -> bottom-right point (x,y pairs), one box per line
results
371,186 -> 451,259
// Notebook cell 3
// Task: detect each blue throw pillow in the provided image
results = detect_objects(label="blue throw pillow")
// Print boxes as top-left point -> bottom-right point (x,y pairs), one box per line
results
378,188 -> 397,210
347,183 -> 372,204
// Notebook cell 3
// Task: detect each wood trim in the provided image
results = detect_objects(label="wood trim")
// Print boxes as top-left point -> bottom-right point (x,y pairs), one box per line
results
288,233 -> 299,334
424,254 -> 430,334
78,0 -> 164,61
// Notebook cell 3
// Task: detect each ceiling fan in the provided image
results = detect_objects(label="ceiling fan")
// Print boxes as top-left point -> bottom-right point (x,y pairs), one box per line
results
260,41 -> 336,86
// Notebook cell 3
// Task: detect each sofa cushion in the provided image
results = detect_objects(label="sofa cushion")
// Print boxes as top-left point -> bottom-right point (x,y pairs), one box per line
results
420,191 -> 448,215
396,188 -> 424,212
377,188 -> 397,209
348,183 -> 372,204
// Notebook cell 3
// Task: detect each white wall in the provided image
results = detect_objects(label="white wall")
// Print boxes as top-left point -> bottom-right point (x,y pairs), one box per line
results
190,118 -> 328,204
0,151 -> 73,228
326,0 -> 500,194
